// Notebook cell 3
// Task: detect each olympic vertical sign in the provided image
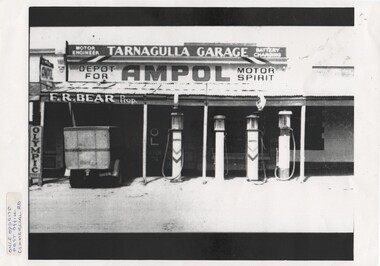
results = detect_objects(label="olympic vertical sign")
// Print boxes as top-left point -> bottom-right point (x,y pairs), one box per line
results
29,126 -> 43,181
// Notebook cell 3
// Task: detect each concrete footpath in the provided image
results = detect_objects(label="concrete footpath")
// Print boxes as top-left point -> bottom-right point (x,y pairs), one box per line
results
29,175 -> 354,233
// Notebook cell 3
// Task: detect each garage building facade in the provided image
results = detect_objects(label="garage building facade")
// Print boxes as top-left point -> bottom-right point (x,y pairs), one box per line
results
30,42 -> 354,185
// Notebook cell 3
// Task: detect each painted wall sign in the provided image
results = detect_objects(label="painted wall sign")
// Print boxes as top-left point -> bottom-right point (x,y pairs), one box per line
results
68,44 -> 286,58
40,57 -> 54,87
48,92 -> 138,104
68,63 -> 284,83
29,126 -> 43,178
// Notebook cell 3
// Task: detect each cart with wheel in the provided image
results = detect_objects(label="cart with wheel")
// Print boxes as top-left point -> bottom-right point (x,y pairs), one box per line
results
63,126 -> 123,188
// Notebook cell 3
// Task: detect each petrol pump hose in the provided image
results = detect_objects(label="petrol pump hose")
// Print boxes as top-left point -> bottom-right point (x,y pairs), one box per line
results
274,128 -> 296,181
162,129 -> 184,181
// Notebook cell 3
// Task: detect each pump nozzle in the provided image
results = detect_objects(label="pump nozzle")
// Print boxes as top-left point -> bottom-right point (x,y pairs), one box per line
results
256,94 -> 266,111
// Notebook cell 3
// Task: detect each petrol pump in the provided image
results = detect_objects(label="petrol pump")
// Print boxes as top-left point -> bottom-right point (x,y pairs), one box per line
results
171,111 -> 184,181
246,115 -> 259,182
161,95 -> 184,182
214,115 -> 226,181
276,110 -> 296,180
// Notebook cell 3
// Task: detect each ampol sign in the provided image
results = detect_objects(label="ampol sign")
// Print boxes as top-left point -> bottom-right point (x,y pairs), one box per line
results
40,57 -> 54,87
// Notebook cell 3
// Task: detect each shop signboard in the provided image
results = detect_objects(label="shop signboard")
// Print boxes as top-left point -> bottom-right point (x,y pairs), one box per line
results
68,63 -> 287,83
40,57 -> 54,87
67,43 -> 288,83
67,44 -> 286,58
47,92 -> 138,104
29,126 -> 43,180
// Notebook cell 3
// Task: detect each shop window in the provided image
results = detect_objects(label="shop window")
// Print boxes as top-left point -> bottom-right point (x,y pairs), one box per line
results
305,107 -> 325,150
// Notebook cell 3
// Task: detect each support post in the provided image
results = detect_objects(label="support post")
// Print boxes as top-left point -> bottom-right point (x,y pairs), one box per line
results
214,115 -> 226,181
300,105 -> 306,180
202,104 -> 208,182
29,102 -> 33,123
142,103 -> 148,184
68,103 -> 76,127
40,101 -> 45,127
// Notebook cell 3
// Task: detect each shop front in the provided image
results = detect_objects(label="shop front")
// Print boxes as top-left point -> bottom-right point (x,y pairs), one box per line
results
35,42 -> 354,186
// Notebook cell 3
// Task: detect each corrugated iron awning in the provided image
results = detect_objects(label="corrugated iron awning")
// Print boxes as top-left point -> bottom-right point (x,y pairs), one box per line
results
42,81 -> 303,97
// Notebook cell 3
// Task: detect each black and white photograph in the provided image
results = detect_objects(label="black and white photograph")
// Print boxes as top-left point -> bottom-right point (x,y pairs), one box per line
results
27,6 -> 356,259
1,2 -> 380,264
29,25 -> 355,231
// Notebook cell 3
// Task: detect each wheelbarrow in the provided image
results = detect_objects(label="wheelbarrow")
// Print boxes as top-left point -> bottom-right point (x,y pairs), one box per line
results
64,126 -> 123,188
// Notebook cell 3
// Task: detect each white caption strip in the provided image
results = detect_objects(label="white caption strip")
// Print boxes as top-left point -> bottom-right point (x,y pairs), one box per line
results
6,192 -> 22,255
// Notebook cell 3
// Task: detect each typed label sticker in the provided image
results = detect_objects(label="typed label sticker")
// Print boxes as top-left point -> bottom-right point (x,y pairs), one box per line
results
6,192 -> 22,255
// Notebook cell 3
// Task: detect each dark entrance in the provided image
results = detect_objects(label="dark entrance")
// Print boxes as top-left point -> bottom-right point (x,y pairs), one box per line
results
43,103 -> 143,180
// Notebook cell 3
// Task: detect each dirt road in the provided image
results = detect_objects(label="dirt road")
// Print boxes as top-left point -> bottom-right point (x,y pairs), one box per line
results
29,175 -> 354,233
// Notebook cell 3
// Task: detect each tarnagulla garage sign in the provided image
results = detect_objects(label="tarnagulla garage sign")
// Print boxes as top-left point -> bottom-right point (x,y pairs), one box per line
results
68,44 -> 286,58
67,43 -> 288,83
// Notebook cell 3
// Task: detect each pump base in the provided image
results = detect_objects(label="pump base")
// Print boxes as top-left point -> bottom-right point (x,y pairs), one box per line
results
279,168 -> 290,179
247,176 -> 260,182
